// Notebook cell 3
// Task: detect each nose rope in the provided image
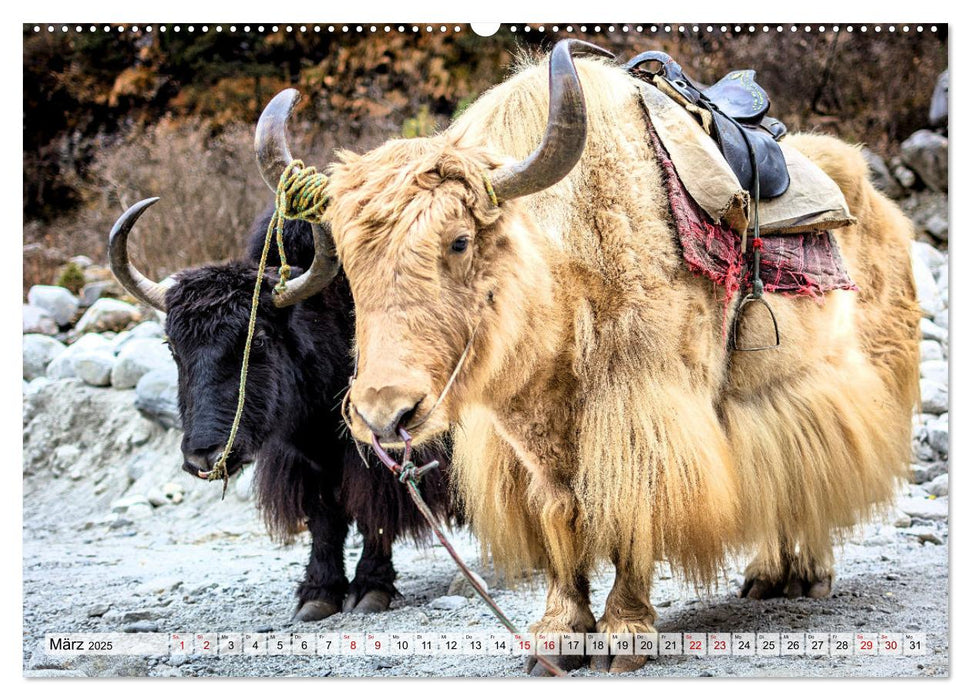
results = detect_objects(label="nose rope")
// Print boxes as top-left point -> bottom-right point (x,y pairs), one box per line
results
408,318 -> 481,431
370,427 -> 566,677
201,161 -> 325,496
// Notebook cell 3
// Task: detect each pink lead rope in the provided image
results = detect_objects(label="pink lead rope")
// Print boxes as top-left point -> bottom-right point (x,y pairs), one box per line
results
370,428 -> 567,677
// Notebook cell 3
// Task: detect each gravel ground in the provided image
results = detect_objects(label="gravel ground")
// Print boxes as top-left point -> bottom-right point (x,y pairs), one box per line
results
23,478 -> 949,678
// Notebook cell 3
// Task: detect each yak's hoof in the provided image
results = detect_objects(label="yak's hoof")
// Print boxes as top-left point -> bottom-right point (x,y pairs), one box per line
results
293,599 -> 340,622
342,590 -> 392,614
741,572 -> 833,600
525,653 -> 585,676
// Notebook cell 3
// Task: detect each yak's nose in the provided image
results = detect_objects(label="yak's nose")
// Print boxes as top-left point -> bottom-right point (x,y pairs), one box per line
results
353,384 -> 425,441
182,447 -> 223,477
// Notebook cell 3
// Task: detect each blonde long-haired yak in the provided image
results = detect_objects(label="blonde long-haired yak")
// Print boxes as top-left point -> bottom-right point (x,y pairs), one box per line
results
254,39 -> 920,674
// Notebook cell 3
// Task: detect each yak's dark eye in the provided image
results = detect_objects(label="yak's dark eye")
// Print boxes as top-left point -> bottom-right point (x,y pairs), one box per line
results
251,330 -> 268,350
451,236 -> 470,254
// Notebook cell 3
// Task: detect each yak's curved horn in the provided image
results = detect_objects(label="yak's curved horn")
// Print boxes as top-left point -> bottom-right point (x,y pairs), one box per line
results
255,88 -> 339,306
490,39 -> 614,202
108,197 -> 169,312
255,88 -> 301,191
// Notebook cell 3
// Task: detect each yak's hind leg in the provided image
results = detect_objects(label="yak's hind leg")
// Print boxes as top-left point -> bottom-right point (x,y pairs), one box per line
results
590,554 -> 657,674
344,518 -> 395,613
293,499 -> 350,621
741,540 -> 833,600
725,329 -> 913,604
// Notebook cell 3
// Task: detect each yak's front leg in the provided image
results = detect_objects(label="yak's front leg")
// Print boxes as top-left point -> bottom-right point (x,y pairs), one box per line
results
591,554 -> 657,674
344,518 -> 395,613
293,499 -> 350,622
524,486 -> 596,676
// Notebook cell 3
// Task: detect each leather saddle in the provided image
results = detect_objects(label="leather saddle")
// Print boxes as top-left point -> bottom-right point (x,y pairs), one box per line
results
626,51 -> 790,199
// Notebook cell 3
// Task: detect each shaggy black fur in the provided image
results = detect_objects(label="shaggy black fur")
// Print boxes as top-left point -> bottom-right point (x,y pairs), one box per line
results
164,210 -> 456,613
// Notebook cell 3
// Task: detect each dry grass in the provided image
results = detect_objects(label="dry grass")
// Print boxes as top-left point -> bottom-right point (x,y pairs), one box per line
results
80,119 -> 272,279
23,112 -> 400,296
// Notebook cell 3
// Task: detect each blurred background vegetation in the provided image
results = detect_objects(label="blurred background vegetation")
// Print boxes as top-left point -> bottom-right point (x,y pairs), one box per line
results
22,24 -> 947,295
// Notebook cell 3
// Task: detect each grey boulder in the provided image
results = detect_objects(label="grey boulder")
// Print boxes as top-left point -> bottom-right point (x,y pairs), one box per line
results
134,367 -> 181,430
75,298 -> 141,334
23,304 -> 57,335
23,334 -> 66,381
27,285 -> 79,326
111,338 -> 175,389
73,351 -> 115,387
900,130 -> 948,193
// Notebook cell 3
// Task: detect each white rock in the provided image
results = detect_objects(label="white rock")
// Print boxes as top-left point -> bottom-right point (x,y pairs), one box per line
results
69,255 -> 94,268
892,511 -> 912,528
920,318 -> 948,344
23,304 -> 57,335
920,359 -> 948,385
111,494 -> 152,512
46,334 -> 114,379
134,367 -> 181,430
79,280 -> 117,307
901,130 -> 948,193
73,350 -> 113,385
149,482 -> 185,507
919,379 -> 948,415
927,473 -> 948,498
897,495 -> 948,521
25,376 -> 52,396
448,570 -> 489,598
919,379 -> 948,414
926,413 -> 949,455
111,338 -> 175,389
920,340 -> 943,362
135,577 -> 183,596
937,262 -> 948,292
131,321 -> 164,339
51,444 -> 81,475
925,214 -> 949,242
23,334 -> 66,380
73,351 -> 114,387
75,298 -> 141,334
127,503 -> 154,520
893,164 -> 916,189
45,354 -> 74,379
911,241 -> 946,276
911,253 -> 944,317
110,330 -> 132,355
70,332 -> 114,353
234,467 -> 255,502
933,308 -> 948,330
429,595 -> 468,610
27,285 -> 79,327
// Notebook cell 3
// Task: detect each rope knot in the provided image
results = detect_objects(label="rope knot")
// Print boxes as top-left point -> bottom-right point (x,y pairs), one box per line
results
398,460 -> 440,485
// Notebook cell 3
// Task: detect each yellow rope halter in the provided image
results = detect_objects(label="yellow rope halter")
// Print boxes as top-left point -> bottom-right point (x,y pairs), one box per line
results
207,160 -> 330,494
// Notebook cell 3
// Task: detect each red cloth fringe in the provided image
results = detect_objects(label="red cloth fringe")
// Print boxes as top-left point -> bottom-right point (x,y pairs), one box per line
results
645,120 -> 858,339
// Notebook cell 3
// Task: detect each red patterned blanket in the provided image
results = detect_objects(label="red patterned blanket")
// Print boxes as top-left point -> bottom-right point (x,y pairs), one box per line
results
647,121 -> 857,336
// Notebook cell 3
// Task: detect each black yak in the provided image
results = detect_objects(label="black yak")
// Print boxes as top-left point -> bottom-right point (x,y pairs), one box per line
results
108,200 -> 456,620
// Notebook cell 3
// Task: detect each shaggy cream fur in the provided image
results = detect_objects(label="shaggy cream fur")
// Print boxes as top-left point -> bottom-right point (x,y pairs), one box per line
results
324,55 -> 921,674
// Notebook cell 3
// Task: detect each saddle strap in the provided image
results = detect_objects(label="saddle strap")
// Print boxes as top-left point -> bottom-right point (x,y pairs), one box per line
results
626,50 -> 790,198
